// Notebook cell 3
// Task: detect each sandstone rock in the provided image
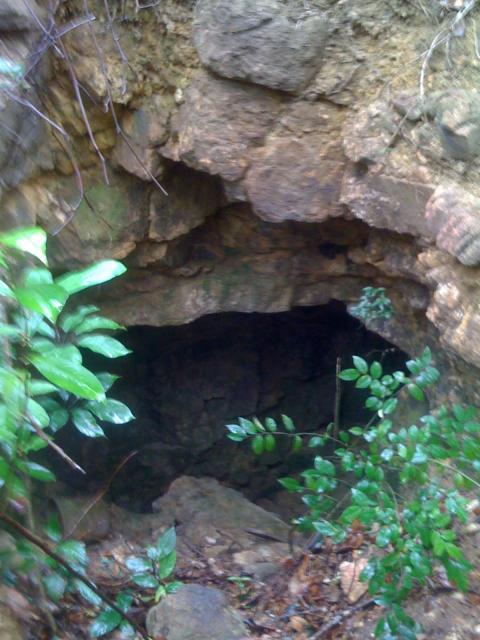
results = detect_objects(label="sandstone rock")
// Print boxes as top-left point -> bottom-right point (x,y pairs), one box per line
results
247,138 -> 343,222
146,584 -> 248,640
112,96 -> 170,180
149,164 -> 222,241
193,0 -> 327,94
152,476 -> 289,546
162,72 -> 283,181
39,168 -> 149,267
426,185 -> 480,266
341,170 -> 434,238
435,90 -> 480,161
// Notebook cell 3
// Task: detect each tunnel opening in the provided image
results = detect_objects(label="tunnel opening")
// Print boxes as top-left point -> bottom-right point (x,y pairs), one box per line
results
56,301 -> 407,513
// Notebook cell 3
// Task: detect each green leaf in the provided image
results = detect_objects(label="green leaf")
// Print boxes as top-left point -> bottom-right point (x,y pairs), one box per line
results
74,316 -> 124,335
72,408 -> 105,438
59,305 -> 99,333
77,335 -> 131,359
87,399 -> 134,424
0,280 -> 14,298
49,408 -> 69,433
29,380 -> 59,396
26,398 -> 50,428
43,573 -> 66,602
278,477 -> 302,491
29,348 -> 105,401
157,527 -> 176,558
125,556 -> 151,573
22,268 -> 53,287
265,417 -> 277,432
353,356 -> 368,374
158,550 -> 176,579
90,609 -> 123,637
58,540 -> 88,568
165,581 -> 183,594
309,436 -> 325,447
408,383 -> 425,402
56,260 -> 126,295
15,284 -> 68,323
281,414 -> 295,432
0,227 -> 47,265
314,457 -> 335,476
17,461 -> 55,482
74,579 -> 102,606
292,435 -> 302,452
370,361 -> 382,379
252,434 -> 264,455
96,373 -> 120,392
132,573 -> 158,588
155,584 -> 166,602
264,434 -> 276,451
339,368 -> 359,381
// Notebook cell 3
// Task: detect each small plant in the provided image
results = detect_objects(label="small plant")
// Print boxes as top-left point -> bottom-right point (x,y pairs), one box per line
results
91,527 -> 182,637
350,286 -> 394,322
226,344 -> 479,639
0,226 -> 143,636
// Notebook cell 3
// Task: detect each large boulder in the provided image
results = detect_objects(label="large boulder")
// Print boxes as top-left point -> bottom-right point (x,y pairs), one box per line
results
146,584 -> 248,640
193,0 -> 328,94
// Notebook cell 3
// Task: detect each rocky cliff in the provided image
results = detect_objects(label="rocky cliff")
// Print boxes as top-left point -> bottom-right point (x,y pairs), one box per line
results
2,0 -> 480,402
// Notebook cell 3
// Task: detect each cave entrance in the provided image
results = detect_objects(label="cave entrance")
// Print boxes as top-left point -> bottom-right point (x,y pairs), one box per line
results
73,301 -> 405,512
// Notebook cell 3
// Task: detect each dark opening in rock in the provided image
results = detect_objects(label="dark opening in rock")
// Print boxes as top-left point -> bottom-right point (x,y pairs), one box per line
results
54,301 -> 405,513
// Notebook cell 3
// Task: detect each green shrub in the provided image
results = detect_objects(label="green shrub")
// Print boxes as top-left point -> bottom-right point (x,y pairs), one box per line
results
227,331 -> 478,639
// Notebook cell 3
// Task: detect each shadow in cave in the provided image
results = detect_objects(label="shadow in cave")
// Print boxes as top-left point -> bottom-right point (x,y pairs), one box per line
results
54,301 -> 407,513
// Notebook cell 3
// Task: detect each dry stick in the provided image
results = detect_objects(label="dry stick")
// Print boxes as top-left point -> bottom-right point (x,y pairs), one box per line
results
309,598 -> 376,640
55,38 -> 110,185
22,0 -> 64,59
64,450 -> 139,539
26,412 -> 86,475
0,512 -> 151,640
82,0 -> 168,196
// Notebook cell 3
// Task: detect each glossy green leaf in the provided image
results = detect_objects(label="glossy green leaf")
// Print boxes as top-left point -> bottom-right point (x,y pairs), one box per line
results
58,540 -> 88,567
353,356 -> 368,374
125,556 -> 151,573
252,434 -> 264,455
339,368 -> 359,381
74,316 -> 124,335
96,372 -> 120,392
281,414 -> 295,432
77,335 -> 131,359
74,580 -> 102,606
0,227 -> 47,265
22,268 -> 53,287
29,348 -> 105,401
90,609 -> 122,637
158,550 -> 176,579
26,398 -> 50,428
292,435 -> 303,452
132,573 -> 158,588
15,284 -> 68,323
72,408 -> 105,438
56,260 -> 126,295
29,380 -> 58,396
59,305 -> 99,333
0,279 -> 14,298
49,408 -> 69,433
87,399 -> 134,424
18,461 -> 55,482
157,527 -> 176,558
264,434 -> 276,451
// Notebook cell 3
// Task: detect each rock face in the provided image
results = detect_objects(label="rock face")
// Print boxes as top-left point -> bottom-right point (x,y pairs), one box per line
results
2,0 -> 480,405
193,0 -> 327,94
146,584 -> 248,640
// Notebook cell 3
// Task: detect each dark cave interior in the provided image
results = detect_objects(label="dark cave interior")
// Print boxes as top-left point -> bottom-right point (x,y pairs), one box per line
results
54,301 -> 406,513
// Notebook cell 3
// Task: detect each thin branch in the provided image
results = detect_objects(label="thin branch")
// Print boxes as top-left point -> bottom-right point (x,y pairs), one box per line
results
26,412 -> 86,475
309,598 -> 376,639
0,512 -> 151,640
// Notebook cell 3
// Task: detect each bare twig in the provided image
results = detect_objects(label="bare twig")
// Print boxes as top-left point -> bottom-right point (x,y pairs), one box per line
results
309,598 -> 376,639
26,412 -> 86,475
64,450 -> 139,538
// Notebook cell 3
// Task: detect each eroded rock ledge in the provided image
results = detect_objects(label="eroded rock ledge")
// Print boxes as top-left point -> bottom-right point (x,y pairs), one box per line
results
2,0 -> 480,402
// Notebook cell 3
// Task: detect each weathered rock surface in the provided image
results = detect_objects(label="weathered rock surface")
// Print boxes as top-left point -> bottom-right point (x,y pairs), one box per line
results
146,584 -> 248,640
193,0 -> 327,93
0,0 -> 41,30
152,476 -> 289,545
